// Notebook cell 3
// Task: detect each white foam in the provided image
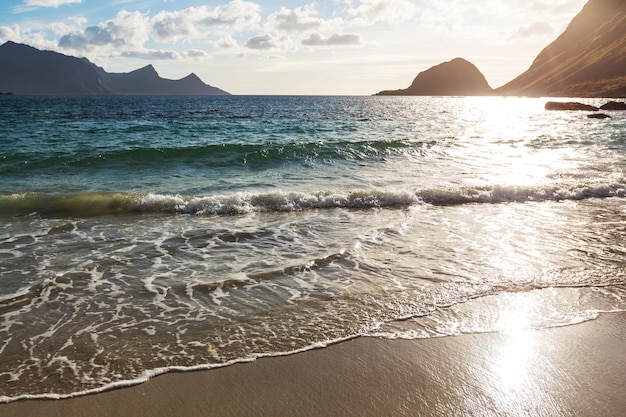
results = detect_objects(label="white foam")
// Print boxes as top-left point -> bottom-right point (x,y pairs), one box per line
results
0,334 -> 360,405
418,181 -> 626,206
129,189 -> 420,215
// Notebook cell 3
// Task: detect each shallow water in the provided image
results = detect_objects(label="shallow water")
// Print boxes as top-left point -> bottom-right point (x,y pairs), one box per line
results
1,95 -> 625,401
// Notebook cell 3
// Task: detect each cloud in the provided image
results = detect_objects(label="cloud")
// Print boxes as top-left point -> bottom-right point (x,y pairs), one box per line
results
0,25 -> 23,41
347,0 -> 417,25
245,35 -> 275,50
511,21 -> 554,38
301,33 -> 360,46
48,16 -> 88,36
526,0 -> 585,15
23,0 -> 81,7
217,36 -> 238,49
114,48 -> 210,60
118,50 -> 179,60
151,8 -> 199,41
198,0 -> 260,29
152,0 -> 261,42
185,49 -> 210,59
266,6 -> 322,33
58,10 -> 149,51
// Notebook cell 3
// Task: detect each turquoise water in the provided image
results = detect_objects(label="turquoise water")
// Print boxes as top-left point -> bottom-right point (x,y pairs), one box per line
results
1,95 -> 625,401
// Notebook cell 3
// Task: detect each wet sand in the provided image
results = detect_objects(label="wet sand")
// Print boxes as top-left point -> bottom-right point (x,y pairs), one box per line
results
2,312 -> 625,417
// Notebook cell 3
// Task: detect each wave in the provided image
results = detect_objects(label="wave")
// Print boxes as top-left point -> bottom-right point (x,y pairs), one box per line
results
0,139 -> 423,174
1,181 -> 625,218
2,182 -> 626,218
0,190 -> 418,218
420,182 -> 626,205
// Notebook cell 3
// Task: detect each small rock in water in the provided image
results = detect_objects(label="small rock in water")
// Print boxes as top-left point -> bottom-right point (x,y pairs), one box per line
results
545,101 -> 599,111
599,101 -> 626,111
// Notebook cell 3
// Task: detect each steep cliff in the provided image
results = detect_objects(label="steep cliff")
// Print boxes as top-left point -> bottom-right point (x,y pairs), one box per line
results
497,0 -> 626,97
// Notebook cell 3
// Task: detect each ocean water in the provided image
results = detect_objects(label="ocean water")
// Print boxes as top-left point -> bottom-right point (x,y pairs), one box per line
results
1,95 -> 625,401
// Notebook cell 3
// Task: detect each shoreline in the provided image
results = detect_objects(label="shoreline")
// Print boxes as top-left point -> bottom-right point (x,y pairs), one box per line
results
1,312 -> 625,417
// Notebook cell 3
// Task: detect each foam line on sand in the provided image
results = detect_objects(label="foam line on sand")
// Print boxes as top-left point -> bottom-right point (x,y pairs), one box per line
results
2,312 -> 625,417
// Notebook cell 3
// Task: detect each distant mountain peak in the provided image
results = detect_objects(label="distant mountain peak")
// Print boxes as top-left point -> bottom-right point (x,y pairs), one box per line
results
139,64 -> 157,72
130,64 -> 160,79
375,57 -> 493,96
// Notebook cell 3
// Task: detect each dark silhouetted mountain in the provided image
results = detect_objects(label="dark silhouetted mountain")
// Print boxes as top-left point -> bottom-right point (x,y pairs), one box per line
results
0,41 -> 112,94
497,0 -> 626,97
0,41 -> 230,95
86,61 -> 229,95
375,58 -> 493,96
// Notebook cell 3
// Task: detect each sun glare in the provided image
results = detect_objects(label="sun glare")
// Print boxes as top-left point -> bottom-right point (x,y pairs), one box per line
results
488,295 -> 543,414
495,330 -> 535,390
454,97 -> 574,188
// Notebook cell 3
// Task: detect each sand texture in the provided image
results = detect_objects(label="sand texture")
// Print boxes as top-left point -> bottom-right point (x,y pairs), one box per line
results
2,312 -> 625,417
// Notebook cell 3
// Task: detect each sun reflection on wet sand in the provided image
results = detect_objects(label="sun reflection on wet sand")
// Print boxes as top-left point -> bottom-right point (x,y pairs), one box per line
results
494,330 -> 535,390
485,297 -> 553,416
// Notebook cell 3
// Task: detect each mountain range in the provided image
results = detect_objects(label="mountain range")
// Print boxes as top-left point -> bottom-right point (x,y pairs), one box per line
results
0,41 -> 229,95
377,0 -> 626,97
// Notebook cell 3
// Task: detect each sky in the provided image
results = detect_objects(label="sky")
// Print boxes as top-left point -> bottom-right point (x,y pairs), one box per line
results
0,0 -> 588,95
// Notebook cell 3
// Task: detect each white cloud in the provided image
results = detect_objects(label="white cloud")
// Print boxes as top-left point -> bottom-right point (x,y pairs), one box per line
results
118,49 -> 179,60
511,21 -> 554,39
58,10 -> 149,51
525,0 -> 586,15
185,49 -> 210,58
48,15 -> 87,36
113,48 -> 210,61
302,33 -> 360,46
0,23 -> 59,51
152,8 -> 200,41
198,0 -> 261,29
152,0 -> 261,42
245,35 -> 275,50
217,35 -> 238,49
0,25 -> 23,42
256,5 -> 350,51
266,6 -> 322,33
23,0 -> 81,7
347,0 -> 417,25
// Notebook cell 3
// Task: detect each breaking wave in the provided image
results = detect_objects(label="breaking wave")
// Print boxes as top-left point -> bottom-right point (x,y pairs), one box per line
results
2,180 -> 625,218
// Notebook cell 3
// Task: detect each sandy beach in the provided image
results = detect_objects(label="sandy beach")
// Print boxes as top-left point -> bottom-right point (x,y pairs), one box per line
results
1,311 -> 625,417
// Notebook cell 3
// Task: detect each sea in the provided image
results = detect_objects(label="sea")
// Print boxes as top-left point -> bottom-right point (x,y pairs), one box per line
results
1,95 -> 625,402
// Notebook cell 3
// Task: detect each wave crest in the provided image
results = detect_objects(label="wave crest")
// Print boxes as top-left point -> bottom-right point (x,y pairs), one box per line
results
2,181 -> 625,218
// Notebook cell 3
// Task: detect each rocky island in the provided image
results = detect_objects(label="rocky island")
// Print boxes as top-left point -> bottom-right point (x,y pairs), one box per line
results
375,58 -> 493,96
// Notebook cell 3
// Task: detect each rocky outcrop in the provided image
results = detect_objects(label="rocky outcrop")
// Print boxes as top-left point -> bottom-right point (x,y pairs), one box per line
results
497,0 -> 626,97
545,101 -> 599,111
600,101 -> 626,110
545,100 -> 626,112
375,58 -> 493,96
